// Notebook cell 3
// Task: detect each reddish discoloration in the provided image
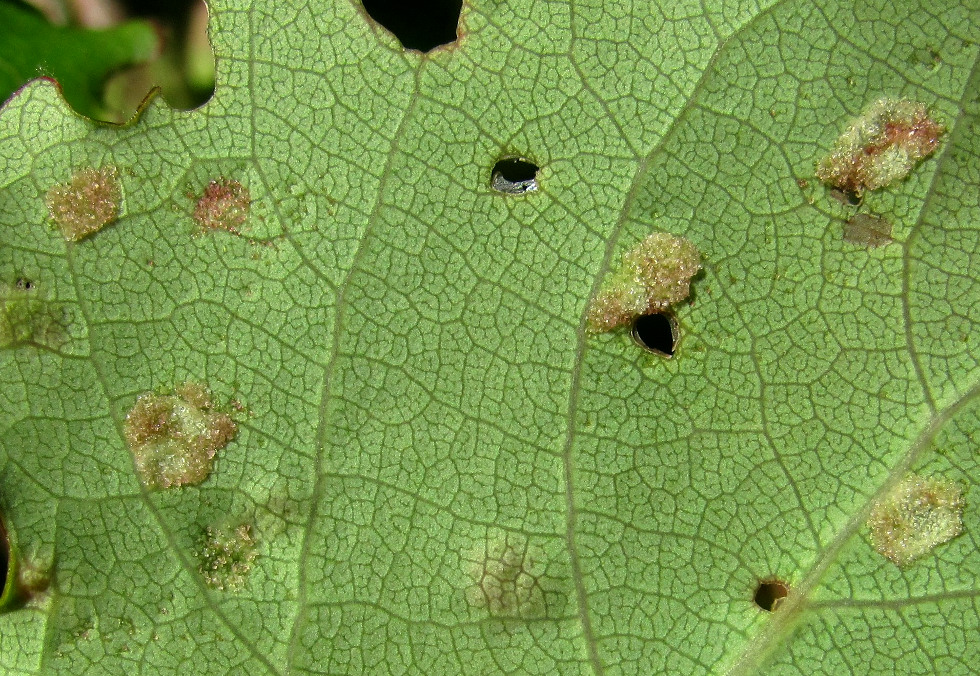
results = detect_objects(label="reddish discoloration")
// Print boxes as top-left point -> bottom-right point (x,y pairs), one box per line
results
193,179 -> 250,234
816,99 -> 944,195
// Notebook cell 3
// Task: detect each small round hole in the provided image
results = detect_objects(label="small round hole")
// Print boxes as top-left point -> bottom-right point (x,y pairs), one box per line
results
631,313 -> 678,357
754,579 -> 789,612
491,158 -> 539,194
362,0 -> 462,52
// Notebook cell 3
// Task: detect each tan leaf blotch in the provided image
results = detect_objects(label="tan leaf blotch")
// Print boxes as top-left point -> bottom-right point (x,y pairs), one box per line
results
45,166 -> 121,241
868,474 -> 964,567
465,533 -> 545,618
844,214 -> 894,248
587,232 -> 701,332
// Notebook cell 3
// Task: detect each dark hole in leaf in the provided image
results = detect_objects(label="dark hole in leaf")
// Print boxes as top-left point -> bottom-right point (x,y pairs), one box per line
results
14,278 -> 33,291
754,579 -> 789,612
491,158 -> 539,194
361,0 -> 462,52
631,313 -> 677,357
0,514 -> 8,599
829,187 -> 862,206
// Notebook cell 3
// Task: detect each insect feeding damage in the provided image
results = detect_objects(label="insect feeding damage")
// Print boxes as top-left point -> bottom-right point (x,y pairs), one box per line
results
868,474 -> 964,567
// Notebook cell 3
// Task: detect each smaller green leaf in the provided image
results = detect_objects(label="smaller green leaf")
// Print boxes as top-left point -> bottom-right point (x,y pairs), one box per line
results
0,1 -> 158,121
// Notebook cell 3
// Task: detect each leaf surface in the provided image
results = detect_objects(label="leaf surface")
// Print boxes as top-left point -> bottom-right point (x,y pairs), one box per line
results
0,1 -> 978,674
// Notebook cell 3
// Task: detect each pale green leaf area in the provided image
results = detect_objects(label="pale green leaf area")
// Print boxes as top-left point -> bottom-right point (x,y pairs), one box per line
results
0,0 -> 978,674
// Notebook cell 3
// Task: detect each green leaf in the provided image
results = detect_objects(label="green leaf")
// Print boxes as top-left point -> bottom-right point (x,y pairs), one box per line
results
0,1 -> 158,121
1,0 -> 978,673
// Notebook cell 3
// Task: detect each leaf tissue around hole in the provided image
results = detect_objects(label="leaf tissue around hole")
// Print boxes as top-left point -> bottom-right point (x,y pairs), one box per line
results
490,157 -> 539,194
754,579 -> 790,612
361,0 -> 462,52
587,232 -> 701,333
867,474 -> 964,567
632,312 -> 677,357
124,382 -> 237,490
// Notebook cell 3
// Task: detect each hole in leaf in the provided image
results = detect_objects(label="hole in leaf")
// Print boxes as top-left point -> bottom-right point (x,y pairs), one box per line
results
0,512 -> 51,613
754,579 -> 789,612
361,0 -> 462,52
490,157 -> 539,194
631,312 -> 677,357
828,188 -> 862,206
0,514 -> 8,601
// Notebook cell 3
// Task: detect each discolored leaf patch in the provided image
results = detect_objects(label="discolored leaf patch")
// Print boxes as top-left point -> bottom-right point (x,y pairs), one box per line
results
815,98 -> 944,196
0,279 -> 68,349
587,232 -> 701,333
867,474 -> 964,567
465,533 -> 544,618
45,166 -> 121,241
192,179 -> 251,234
198,523 -> 257,591
843,214 -> 894,248
123,382 -> 237,490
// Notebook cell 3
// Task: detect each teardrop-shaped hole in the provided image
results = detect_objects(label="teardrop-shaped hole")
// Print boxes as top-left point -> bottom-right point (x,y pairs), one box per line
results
631,312 -> 678,357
